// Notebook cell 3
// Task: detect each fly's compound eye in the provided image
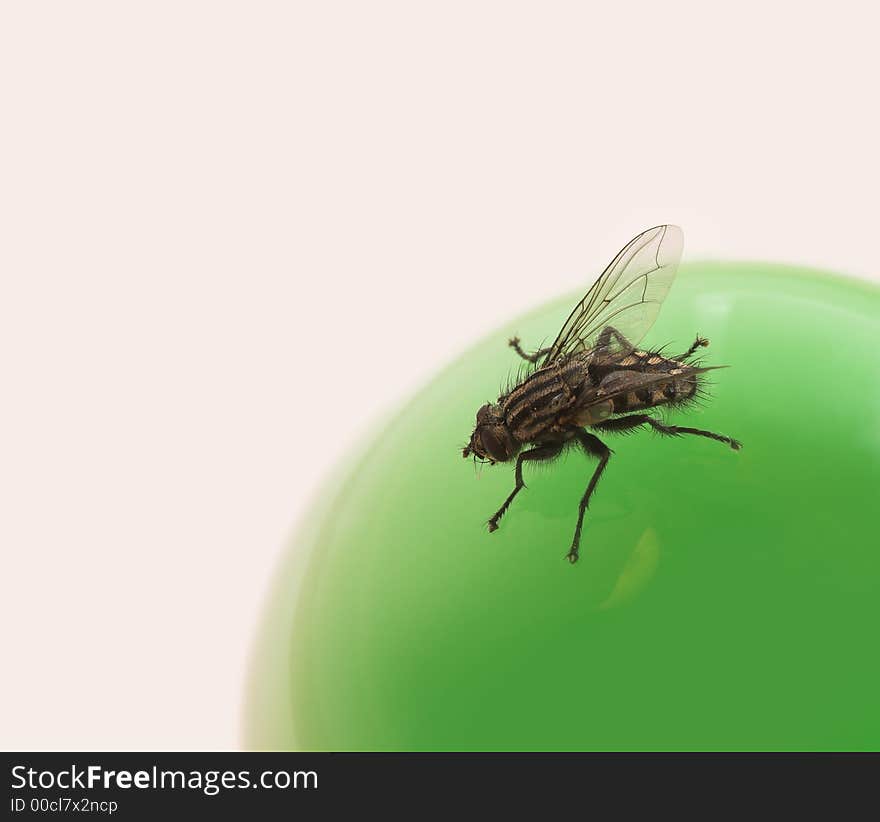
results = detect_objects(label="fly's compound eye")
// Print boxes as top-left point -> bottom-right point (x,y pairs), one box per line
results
478,426 -> 508,462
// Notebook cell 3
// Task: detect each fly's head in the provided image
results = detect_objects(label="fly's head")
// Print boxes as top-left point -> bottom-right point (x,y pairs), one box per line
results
462,403 -> 520,465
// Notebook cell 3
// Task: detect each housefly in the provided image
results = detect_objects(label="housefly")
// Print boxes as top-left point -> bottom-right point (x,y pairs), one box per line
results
462,225 -> 741,564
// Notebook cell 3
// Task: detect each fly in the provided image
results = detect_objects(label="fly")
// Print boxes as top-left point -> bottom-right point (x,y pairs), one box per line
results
462,225 -> 741,564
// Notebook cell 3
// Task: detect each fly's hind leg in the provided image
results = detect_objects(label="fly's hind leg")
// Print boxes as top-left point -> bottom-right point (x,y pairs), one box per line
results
508,337 -> 552,364
566,430 -> 612,564
677,335 -> 710,360
595,414 -> 741,450
588,326 -> 640,382
595,325 -> 637,354
487,443 -> 563,533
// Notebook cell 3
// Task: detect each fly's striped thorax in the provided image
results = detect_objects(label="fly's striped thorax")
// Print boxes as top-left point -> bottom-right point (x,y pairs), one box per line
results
501,359 -> 586,442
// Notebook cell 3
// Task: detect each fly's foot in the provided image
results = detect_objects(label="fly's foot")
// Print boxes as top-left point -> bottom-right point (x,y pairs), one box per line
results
730,438 -> 743,451
487,518 -> 500,533
680,335 -> 710,360
508,336 -> 528,361
565,549 -> 580,564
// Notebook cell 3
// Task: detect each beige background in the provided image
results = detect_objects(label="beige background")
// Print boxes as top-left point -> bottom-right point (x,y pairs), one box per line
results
2,1 -> 878,750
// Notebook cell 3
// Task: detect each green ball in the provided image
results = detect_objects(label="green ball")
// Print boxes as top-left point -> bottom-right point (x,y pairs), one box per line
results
245,262 -> 880,750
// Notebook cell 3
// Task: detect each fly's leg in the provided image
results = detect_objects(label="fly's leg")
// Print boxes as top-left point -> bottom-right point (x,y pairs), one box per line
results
595,325 -> 636,353
487,443 -> 563,533
677,335 -> 710,360
508,337 -> 552,363
566,430 -> 612,564
588,326 -> 639,383
595,414 -> 742,450
512,325 -> 636,364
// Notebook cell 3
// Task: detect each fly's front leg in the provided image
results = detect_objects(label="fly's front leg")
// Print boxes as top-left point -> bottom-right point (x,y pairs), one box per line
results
566,430 -> 612,564
595,414 -> 742,450
487,443 -> 563,533
508,337 -> 552,364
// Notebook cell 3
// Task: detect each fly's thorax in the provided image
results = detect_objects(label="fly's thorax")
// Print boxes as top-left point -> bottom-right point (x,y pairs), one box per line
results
501,362 -> 586,444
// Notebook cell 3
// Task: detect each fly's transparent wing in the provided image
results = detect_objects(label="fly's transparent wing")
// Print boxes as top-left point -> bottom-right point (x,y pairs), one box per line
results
541,225 -> 683,366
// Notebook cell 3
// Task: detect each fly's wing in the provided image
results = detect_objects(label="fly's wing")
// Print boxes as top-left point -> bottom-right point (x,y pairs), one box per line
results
541,225 -> 683,366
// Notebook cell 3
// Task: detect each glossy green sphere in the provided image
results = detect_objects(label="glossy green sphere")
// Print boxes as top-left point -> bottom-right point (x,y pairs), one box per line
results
245,262 -> 880,750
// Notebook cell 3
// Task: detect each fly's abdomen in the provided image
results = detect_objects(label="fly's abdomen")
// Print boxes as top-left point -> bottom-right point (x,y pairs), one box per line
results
611,368 -> 699,414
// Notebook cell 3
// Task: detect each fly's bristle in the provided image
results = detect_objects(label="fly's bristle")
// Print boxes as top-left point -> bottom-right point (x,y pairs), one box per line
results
670,378 -> 715,412
501,355 -> 539,400
686,393 -> 711,412
501,369 -> 515,399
